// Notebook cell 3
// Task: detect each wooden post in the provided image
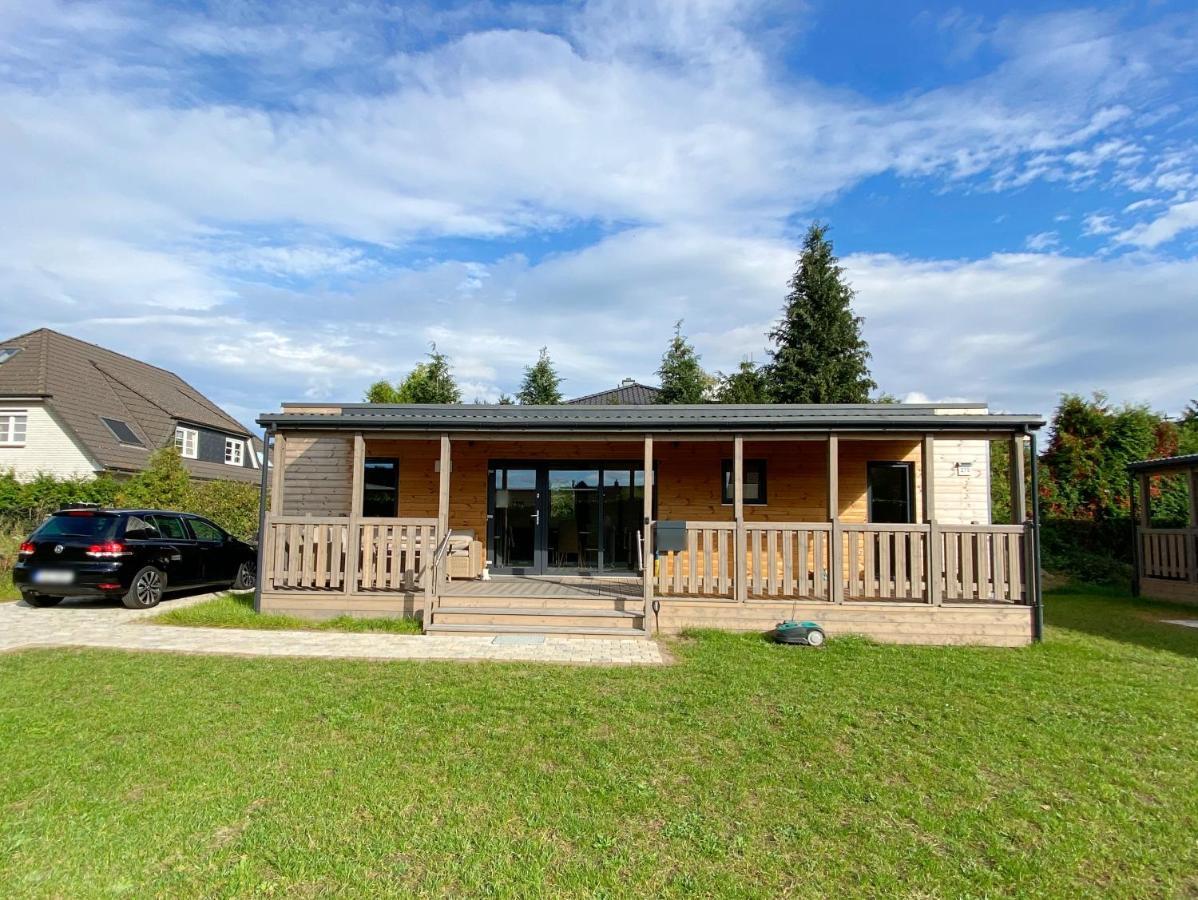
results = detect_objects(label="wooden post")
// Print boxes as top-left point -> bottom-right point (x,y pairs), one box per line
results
344,432 -> 365,596
434,434 -> 452,617
734,434 -> 747,603
437,434 -> 452,540
827,434 -> 843,603
923,433 -> 939,605
1137,473 -> 1151,528
922,434 -> 935,523
1010,434 -> 1026,524
269,430 -> 287,515
642,435 -> 655,628
1189,468 -> 1198,584
928,522 -> 943,605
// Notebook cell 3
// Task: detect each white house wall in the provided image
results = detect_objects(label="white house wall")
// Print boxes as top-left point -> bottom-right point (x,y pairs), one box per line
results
933,438 -> 991,524
0,403 -> 100,481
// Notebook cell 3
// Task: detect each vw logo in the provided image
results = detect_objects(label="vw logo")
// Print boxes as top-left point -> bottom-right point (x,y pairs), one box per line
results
54,544 -> 64,554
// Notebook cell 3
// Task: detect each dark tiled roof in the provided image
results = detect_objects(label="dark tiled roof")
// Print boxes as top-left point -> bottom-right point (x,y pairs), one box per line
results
261,402 -> 1043,432
1127,453 -> 1198,473
0,328 -> 257,482
567,382 -> 661,405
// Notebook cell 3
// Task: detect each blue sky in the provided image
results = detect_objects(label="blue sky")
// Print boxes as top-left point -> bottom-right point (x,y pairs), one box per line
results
1,0 -> 1196,428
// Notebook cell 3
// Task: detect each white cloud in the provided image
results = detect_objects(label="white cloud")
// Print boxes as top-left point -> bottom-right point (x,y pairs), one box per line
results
1082,214 -> 1117,236
1115,199 -> 1198,248
0,1 -> 1195,426
1025,231 -> 1060,251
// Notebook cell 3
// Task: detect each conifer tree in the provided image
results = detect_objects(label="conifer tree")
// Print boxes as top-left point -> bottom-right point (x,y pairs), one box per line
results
657,321 -> 712,404
516,347 -> 563,404
765,224 -> 875,403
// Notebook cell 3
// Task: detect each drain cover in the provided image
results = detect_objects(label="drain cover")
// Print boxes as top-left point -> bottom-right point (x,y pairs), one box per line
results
491,635 -> 546,646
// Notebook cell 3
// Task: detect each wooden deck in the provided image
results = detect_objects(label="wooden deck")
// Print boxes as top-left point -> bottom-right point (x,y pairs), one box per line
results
441,576 -> 643,600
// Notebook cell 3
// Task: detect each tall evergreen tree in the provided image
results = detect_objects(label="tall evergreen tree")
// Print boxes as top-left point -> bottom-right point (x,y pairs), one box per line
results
516,347 -> 563,404
764,223 -> 876,403
657,321 -> 712,404
364,346 -> 461,403
714,359 -> 767,403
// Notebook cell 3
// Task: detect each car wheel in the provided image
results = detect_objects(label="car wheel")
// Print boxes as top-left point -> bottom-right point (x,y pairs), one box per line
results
22,592 -> 62,608
122,567 -> 166,610
233,561 -> 256,591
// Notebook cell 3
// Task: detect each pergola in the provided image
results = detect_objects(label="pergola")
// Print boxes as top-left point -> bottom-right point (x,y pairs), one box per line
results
1129,454 -> 1198,603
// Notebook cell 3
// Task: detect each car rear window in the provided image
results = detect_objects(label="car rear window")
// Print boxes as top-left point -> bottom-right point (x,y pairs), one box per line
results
34,514 -> 120,540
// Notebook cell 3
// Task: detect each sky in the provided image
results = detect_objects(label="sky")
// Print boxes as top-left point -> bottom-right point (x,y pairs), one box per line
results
1,0 -> 1196,430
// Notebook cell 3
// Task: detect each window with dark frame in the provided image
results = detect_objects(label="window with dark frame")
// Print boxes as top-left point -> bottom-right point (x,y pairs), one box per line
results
101,417 -> 145,447
721,459 -> 767,505
363,457 -> 399,517
867,461 -> 915,523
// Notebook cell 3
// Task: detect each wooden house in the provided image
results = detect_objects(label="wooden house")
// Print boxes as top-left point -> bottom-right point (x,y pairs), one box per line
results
253,402 -> 1046,646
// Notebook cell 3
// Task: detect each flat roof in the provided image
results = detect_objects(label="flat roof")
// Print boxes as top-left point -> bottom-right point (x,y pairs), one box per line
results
1127,453 -> 1198,474
258,402 -> 1044,433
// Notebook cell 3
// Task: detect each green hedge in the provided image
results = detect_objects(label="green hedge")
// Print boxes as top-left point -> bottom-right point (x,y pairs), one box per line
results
0,449 -> 262,542
1040,518 -> 1134,586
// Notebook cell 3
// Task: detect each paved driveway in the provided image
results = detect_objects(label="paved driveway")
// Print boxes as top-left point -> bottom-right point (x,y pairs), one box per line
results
0,593 -> 665,665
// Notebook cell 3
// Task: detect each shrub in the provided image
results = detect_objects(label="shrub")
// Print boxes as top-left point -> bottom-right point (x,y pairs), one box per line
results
192,479 -> 261,542
1040,518 -> 1135,586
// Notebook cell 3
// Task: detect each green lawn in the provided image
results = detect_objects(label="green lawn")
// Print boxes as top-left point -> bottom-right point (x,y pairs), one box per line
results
1,585 -> 1195,897
149,591 -> 422,634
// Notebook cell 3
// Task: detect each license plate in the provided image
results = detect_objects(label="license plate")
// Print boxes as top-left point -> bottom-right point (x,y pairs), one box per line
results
33,569 -> 74,586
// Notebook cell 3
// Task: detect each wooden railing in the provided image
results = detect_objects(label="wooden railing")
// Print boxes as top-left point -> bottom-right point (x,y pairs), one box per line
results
266,517 -> 351,591
656,522 -> 736,598
841,524 -> 927,601
745,523 -> 833,600
357,519 -> 438,592
935,524 -> 1026,603
264,517 -> 438,593
1139,528 -> 1196,581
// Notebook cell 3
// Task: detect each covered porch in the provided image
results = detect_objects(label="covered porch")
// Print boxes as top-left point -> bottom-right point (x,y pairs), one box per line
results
254,403 -> 1044,645
1131,454 -> 1198,606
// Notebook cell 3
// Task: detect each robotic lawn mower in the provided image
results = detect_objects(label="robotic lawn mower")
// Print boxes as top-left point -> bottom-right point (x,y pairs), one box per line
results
773,620 -> 826,647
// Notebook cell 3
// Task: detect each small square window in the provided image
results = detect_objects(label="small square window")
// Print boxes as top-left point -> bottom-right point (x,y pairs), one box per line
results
224,438 -> 244,466
0,410 -> 28,446
174,426 -> 198,459
722,459 -> 767,505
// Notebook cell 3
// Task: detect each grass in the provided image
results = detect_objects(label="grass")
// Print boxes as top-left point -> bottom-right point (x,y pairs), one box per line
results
1,584 -> 1196,897
148,590 -> 423,634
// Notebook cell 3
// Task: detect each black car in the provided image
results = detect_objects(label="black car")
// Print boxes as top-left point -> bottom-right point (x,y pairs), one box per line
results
15,508 -> 256,609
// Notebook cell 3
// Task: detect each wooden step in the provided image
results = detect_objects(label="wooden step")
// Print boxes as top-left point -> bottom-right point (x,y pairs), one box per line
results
425,622 -> 650,639
433,606 -> 644,629
435,594 -> 644,612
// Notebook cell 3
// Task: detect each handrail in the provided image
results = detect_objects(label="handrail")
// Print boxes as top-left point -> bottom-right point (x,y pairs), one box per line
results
424,530 -> 454,625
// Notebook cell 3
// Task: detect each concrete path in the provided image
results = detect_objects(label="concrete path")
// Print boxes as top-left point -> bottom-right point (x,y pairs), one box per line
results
0,593 -> 665,665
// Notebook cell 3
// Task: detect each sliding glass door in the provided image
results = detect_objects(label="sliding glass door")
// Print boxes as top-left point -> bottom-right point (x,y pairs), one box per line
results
488,462 -> 646,574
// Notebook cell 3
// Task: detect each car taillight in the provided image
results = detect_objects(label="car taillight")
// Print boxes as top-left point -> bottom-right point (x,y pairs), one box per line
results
86,541 -> 130,559
19,541 -> 34,556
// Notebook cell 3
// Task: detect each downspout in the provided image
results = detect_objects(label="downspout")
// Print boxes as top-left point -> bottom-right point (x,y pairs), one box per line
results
1028,429 -> 1043,642
253,426 -> 272,614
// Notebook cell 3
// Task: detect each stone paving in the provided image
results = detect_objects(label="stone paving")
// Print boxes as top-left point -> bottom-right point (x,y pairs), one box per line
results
0,593 -> 666,665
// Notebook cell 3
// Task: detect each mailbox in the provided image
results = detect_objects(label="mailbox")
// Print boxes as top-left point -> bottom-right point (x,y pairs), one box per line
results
655,521 -> 688,553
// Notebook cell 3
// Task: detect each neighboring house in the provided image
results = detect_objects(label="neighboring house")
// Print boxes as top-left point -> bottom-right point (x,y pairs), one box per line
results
0,328 -> 260,484
1129,454 -> 1198,606
256,401 -> 1044,646
567,378 -> 661,405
